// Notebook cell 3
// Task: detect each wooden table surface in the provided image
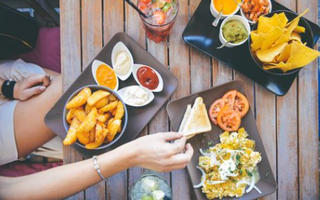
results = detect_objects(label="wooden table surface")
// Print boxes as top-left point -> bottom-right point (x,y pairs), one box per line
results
60,0 -> 319,199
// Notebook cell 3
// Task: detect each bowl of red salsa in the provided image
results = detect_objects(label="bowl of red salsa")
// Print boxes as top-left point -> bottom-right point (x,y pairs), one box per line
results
132,64 -> 163,92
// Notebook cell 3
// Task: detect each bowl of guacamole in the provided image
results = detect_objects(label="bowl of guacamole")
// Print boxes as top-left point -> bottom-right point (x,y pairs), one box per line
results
219,15 -> 250,48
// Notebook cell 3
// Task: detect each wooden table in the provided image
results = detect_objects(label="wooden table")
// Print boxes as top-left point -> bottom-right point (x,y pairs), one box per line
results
60,0 -> 319,199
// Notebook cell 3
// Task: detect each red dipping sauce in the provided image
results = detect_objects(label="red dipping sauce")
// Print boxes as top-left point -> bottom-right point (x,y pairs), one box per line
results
137,66 -> 159,90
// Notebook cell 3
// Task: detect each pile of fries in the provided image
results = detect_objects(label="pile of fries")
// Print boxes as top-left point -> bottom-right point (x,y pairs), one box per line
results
63,87 -> 125,149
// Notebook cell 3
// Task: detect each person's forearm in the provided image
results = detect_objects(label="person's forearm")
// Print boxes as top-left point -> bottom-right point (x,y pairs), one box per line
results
0,142 -> 136,200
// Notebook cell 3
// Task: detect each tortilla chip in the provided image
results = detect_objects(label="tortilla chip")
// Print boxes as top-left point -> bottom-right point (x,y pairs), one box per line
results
278,12 -> 289,28
277,44 -> 292,62
251,33 -> 266,52
290,32 -> 302,42
285,17 -> 299,39
264,62 -> 292,72
251,31 -> 259,43
257,16 -> 274,34
269,14 -> 282,28
257,42 -> 288,63
261,27 -> 283,50
287,41 -> 320,69
294,26 -> 306,33
273,34 -> 289,47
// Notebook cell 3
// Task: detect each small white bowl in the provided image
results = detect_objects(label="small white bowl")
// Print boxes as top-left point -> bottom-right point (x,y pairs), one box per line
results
111,42 -> 134,81
91,60 -> 119,91
210,0 -> 241,20
117,85 -> 154,107
219,15 -> 250,48
240,0 -> 272,24
132,64 -> 164,92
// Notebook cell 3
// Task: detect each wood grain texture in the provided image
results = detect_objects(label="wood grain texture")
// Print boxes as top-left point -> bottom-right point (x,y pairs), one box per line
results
211,60 -> 233,86
81,0 -> 105,199
255,85 -> 276,200
125,0 -> 146,48
169,0 -> 193,199
60,0 -> 85,199
297,0 -> 319,199
147,39 -> 171,183
81,0 -> 103,68
103,0 -> 124,44
275,1 -> 299,200
103,2 -> 127,200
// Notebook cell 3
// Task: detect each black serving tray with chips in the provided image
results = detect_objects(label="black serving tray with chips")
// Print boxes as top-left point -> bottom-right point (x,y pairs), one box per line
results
182,0 -> 320,96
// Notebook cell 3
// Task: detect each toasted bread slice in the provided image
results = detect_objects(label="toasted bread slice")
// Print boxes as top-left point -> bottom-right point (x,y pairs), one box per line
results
182,97 -> 212,138
178,104 -> 191,132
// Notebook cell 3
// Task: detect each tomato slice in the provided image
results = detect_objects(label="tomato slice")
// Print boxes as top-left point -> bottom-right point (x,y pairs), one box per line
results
141,0 -> 151,4
222,90 -> 237,108
234,92 -> 249,117
217,107 -> 241,132
208,98 -> 225,125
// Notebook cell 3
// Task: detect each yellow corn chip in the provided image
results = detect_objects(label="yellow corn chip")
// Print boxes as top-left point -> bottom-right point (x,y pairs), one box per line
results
261,27 -> 283,50
251,33 -> 266,52
294,26 -> 305,33
257,43 -> 288,63
287,41 -> 320,69
277,44 -> 292,62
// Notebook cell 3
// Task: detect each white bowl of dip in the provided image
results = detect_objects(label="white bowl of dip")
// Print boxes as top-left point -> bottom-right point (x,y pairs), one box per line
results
219,15 -> 250,48
117,85 -> 154,107
111,42 -> 134,81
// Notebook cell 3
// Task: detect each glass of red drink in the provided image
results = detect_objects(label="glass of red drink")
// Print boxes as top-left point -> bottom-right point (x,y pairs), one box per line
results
138,0 -> 179,43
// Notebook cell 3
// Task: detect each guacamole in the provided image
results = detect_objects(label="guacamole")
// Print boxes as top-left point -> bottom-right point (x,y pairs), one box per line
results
222,20 -> 248,44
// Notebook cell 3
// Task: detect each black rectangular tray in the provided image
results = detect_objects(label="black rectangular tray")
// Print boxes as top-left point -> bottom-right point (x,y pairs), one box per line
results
45,33 -> 178,158
167,81 -> 277,200
182,0 -> 320,96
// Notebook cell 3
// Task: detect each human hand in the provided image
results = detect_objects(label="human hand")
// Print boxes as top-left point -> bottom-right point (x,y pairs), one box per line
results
14,74 -> 51,101
129,132 -> 194,172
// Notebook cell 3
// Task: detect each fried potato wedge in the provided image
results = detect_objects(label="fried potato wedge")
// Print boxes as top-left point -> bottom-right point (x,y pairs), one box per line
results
74,107 -> 86,122
97,113 -> 110,123
99,101 -> 118,113
66,109 -> 75,124
89,128 -> 95,143
77,107 -> 97,133
114,101 -> 124,120
66,88 -> 91,109
106,119 -> 121,142
94,97 -> 109,109
63,117 -> 80,145
77,131 -> 90,145
86,127 -> 108,149
87,90 -> 110,106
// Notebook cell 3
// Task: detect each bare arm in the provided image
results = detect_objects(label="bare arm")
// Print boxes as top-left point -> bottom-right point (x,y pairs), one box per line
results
0,132 -> 193,200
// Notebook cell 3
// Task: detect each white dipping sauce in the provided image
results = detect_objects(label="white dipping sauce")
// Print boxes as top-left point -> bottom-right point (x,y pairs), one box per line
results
124,86 -> 149,106
114,51 -> 131,75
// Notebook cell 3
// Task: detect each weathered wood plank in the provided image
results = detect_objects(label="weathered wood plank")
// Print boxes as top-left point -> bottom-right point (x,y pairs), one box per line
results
147,39 -> 171,182
81,0 -> 103,68
124,0 -> 147,197
125,0 -> 146,48
60,0 -> 85,199
169,0 -> 192,199
211,61 -> 233,86
255,86 -> 276,200
275,1 -> 299,199
297,0 -> 319,199
81,0 -> 105,199
103,0 -> 124,44
189,0 -> 211,94
103,1 -> 128,200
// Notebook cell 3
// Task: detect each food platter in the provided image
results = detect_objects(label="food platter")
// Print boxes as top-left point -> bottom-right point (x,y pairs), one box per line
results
182,0 -> 320,96
167,81 -> 276,200
45,32 -> 178,158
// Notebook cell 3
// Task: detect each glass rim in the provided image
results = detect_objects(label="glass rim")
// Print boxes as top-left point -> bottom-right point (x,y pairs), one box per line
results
138,0 -> 179,27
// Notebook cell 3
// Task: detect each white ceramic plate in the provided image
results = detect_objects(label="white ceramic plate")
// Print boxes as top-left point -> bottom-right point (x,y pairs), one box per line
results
111,42 -> 134,81
117,85 -> 154,107
91,60 -> 119,91
132,64 -> 164,92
